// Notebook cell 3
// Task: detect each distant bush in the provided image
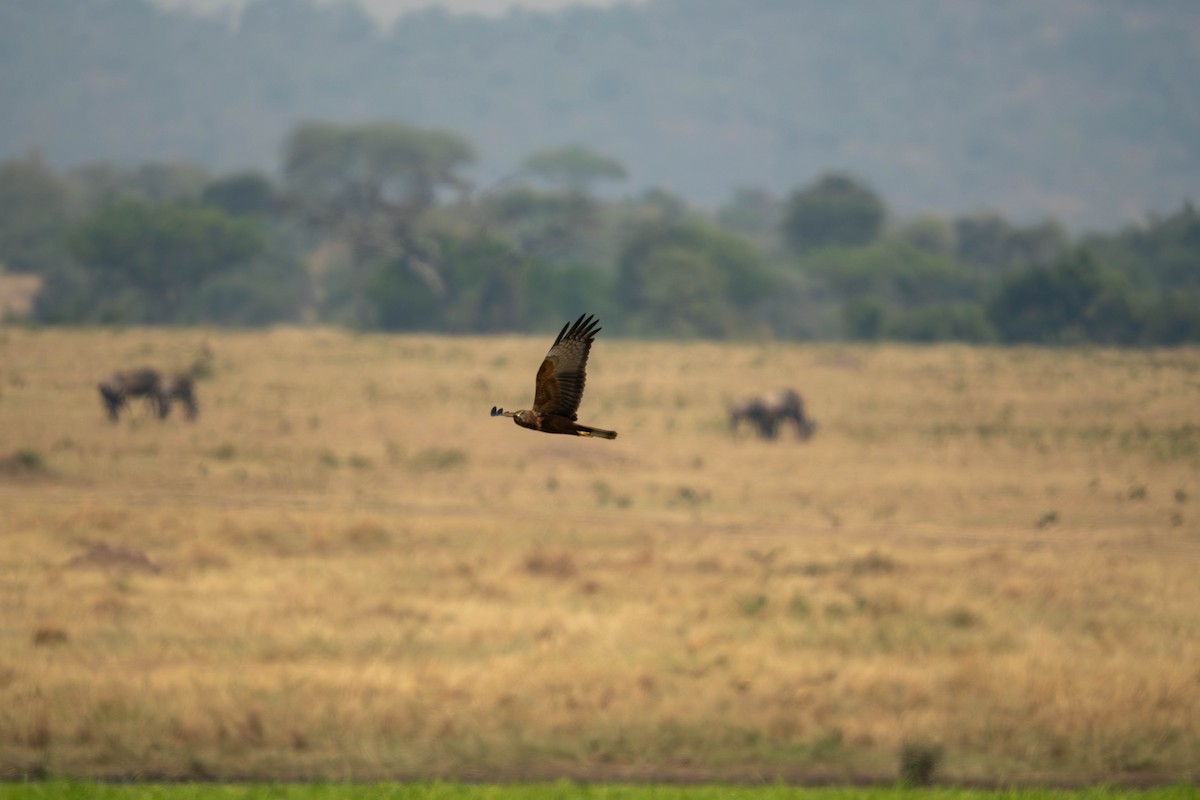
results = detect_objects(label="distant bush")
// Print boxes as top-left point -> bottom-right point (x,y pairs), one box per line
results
782,173 -> 886,253
885,304 -> 996,343
0,448 -> 47,475
1141,290 -> 1200,344
523,546 -> 577,579
986,250 -> 1144,345
211,444 -> 236,461
899,740 -> 944,786
736,593 -> 768,617
408,447 -> 467,472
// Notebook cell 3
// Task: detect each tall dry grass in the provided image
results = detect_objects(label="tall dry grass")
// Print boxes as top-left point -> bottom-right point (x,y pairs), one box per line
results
0,326 -> 1197,783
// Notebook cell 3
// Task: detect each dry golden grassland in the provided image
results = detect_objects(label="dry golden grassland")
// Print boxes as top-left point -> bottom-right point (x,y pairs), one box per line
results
0,326 -> 1198,784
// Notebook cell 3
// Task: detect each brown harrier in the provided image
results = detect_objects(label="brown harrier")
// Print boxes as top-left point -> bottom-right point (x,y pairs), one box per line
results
490,313 -> 617,439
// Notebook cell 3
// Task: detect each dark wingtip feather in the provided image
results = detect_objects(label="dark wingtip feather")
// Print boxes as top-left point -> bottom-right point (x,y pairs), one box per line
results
558,313 -> 601,344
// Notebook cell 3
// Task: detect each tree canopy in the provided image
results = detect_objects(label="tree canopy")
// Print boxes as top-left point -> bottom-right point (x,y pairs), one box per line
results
66,200 -> 265,323
2,119 -> 1197,345
283,121 -> 476,216
782,173 -> 886,254
0,155 -> 73,275
521,145 -> 628,194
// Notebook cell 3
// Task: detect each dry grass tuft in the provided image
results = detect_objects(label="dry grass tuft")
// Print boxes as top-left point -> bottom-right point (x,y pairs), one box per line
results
31,624 -> 68,646
66,542 -> 161,574
523,546 -> 579,579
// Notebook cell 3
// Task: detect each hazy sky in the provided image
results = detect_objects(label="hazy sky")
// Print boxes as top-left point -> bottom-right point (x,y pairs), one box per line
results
150,0 -> 648,26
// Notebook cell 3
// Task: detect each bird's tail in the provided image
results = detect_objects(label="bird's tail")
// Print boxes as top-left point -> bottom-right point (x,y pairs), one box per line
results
575,423 -> 618,440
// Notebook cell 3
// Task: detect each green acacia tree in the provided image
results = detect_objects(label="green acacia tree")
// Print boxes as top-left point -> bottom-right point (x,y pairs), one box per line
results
616,220 -> 772,337
520,144 -> 627,194
202,171 -> 277,217
802,241 -> 972,306
66,200 -> 265,323
484,145 -> 628,271
282,121 -> 477,326
985,250 -> 1143,345
0,155 -> 74,276
781,172 -> 886,254
283,121 -> 476,219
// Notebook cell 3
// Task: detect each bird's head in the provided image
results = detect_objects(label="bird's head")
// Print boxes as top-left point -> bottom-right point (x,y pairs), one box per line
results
490,406 -> 536,430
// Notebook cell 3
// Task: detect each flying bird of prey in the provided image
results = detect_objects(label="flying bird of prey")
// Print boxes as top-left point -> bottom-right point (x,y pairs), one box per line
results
491,313 -> 618,439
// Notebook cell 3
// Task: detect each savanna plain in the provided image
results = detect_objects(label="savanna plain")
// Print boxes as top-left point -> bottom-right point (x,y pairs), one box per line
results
1,327 -> 1198,788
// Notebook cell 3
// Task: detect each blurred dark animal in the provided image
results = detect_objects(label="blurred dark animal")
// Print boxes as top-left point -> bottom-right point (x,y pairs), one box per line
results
730,388 -> 815,440
99,368 -> 168,422
491,313 -> 617,439
99,368 -> 199,422
163,374 -> 198,420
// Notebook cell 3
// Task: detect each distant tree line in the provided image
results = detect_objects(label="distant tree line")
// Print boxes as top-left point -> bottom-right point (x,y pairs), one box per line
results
5,0 -> 1199,232
1,120 -> 1198,345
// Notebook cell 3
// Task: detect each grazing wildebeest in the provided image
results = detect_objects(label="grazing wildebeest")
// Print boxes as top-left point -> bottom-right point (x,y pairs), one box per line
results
100,368 -> 200,422
98,368 -> 169,422
162,374 -> 198,420
729,388 -> 816,441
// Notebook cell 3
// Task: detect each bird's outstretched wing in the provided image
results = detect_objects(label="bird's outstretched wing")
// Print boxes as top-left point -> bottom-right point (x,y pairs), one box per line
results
532,313 -> 600,420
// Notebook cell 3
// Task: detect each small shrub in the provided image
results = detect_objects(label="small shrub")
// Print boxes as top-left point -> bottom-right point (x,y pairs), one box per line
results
187,757 -> 217,780
736,593 -> 768,616
899,740 -> 943,786
16,449 -> 43,469
22,762 -> 49,781
671,485 -> 711,508
824,601 -> 849,619
24,716 -> 52,749
523,547 -> 578,579
945,606 -> 981,629
788,593 -> 811,618
592,480 -> 632,508
32,624 -> 68,646
811,727 -> 844,758
1036,510 -> 1059,528
0,448 -> 47,475
848,550 -> 897,574
409,448 -> 466,472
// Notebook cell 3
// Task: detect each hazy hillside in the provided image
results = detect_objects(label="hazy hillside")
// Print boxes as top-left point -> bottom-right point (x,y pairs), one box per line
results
2,0 -> 1198,229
